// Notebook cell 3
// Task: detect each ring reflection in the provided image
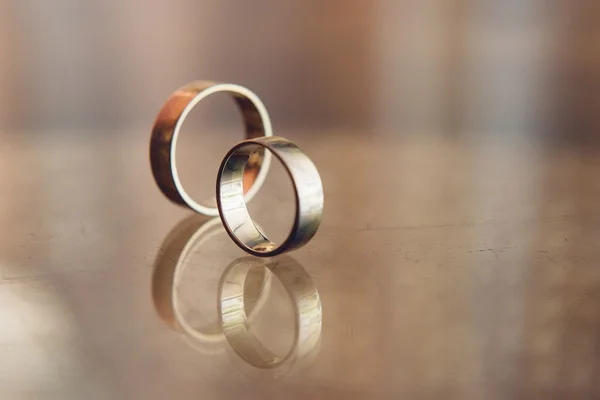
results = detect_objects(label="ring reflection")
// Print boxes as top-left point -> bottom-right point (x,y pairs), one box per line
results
152,215 -> 322,373
218,256 -> 322,370
151,215 -> 272,354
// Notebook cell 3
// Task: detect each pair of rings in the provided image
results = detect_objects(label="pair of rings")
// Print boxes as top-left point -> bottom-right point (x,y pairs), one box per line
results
152,215 -> 322,372
150,81 -> 324,257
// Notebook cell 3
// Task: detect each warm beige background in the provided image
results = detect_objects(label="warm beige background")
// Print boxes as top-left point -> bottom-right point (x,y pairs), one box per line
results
0,0 -> 599,140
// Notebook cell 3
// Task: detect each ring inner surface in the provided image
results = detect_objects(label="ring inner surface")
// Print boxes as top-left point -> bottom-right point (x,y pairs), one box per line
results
178,93 -> 267,209
220,144 -> 278,253
232,94 -> 266,196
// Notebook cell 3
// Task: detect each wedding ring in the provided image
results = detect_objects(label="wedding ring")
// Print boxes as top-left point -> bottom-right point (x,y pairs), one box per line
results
218,256 -> 322,369
216,136 -> 324,257
150,81 -> 273,216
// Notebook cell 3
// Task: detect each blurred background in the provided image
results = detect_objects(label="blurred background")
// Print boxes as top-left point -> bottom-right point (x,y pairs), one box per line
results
0,0 -> 599,142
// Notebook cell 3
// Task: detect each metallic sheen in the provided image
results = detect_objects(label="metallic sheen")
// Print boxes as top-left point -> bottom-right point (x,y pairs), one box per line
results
218,256 -> 322,370
216,136 -> 324,257
150,81 -> 273,216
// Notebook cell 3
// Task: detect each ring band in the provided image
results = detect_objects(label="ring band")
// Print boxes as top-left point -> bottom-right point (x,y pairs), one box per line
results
218,256 -> 322,369
150,81 -> 273,216
217,136 -> 324,257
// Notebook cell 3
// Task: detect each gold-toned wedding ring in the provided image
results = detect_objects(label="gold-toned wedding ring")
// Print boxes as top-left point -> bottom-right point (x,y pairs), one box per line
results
150,81 -> 273,216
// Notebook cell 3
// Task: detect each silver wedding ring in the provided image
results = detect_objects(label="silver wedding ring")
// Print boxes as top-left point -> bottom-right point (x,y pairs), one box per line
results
150,81 -> 273,216
217,136 -> 324,257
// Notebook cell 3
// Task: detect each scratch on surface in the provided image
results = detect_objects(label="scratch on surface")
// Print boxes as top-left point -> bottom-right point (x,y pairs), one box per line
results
538,250 -> 562,267
28,232 -> 58,240
468,246 -> 513,260
80,219 -> 86,236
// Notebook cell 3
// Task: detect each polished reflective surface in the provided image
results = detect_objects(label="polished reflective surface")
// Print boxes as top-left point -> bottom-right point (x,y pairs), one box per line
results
151,214 -> 321,371
3,129 -> 600,398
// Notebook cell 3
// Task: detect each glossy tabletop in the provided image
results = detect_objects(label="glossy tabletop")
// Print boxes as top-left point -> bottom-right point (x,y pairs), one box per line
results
2,129 -> 600,399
